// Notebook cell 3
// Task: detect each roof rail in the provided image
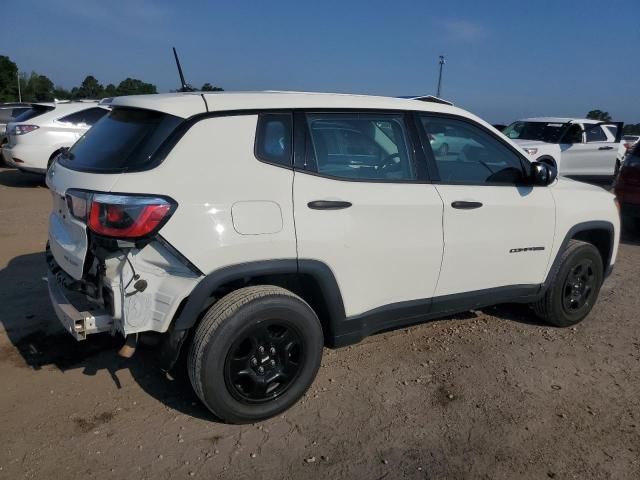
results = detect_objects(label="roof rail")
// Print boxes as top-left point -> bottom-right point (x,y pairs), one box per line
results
398,95 -> 454,106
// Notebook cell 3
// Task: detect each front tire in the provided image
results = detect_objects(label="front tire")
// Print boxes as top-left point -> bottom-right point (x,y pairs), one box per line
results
187,285 -> 323,424
533,240 -> 603,327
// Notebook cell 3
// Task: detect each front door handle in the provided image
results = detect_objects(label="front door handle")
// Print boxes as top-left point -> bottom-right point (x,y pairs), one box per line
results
451,201 -> 483,210
308,200 -> 352,210
598,146 -> 614,150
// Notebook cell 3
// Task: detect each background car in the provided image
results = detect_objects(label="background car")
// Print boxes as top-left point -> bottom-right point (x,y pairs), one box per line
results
503,117 -> 623,180
614,141 -> 640,232
428,124 -> 482,157
617,134 -> 640,163
2,101 -> 109,174
0,102 -> 33,162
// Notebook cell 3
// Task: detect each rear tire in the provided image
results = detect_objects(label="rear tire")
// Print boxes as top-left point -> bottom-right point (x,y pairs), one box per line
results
533,240 -> 603,327
187,285 -> 323,424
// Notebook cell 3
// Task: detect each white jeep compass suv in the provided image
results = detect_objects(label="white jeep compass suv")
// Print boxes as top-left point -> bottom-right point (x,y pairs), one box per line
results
46,92 -> 620,423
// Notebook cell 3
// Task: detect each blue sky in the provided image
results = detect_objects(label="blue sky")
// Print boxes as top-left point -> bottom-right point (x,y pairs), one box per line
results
4,0 -> 640,122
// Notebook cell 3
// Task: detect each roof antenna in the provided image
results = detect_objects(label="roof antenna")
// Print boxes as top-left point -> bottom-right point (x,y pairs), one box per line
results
173,47 -> 194,92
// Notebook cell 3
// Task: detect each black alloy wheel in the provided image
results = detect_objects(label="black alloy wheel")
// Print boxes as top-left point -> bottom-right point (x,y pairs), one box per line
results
224,321 -> 303,404
562,259 -> 596,314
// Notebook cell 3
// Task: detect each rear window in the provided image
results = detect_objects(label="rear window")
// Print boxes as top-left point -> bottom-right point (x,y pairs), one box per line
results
13,105 -> 55,122
59,108 -> 182,172
58,107 -> 108,127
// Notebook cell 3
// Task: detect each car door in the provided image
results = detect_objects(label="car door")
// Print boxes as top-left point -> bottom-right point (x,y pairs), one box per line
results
292,111 -> 444,318
560,123 -> 617,177
583,124 -> 617,176
557,123 -> 590,176
416,114 -> 555,298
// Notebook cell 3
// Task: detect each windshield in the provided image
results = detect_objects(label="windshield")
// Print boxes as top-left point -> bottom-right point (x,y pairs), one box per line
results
503,121 -> 568,143
59,107 -> 182,172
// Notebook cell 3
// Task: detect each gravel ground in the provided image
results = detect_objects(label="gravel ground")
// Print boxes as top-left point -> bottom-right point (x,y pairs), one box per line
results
0,168 -> 638,479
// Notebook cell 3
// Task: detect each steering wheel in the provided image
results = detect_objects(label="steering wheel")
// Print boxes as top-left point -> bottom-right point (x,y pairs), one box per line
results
376,152 -> 401,171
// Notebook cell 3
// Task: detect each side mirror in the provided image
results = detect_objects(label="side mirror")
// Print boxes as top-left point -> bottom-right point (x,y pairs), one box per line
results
531,161 -> 557,186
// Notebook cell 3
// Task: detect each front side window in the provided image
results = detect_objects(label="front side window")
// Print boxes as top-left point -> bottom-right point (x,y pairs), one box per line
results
561,124 -> 583,144
255,113 -> 292,167
585,125 -> 607,143
420,116 -> 526,185
58,107 -> 108,127
305,113 -> 415,181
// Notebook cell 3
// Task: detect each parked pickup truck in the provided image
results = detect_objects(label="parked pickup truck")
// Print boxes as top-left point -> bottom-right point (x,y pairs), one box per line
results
504,117 -> 623,181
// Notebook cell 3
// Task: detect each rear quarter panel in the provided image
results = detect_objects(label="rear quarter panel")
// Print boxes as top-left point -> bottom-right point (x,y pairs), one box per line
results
108,115 -> 297,273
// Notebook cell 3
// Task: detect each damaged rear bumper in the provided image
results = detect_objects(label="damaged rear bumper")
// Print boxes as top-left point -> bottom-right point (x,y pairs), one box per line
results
48,270 -> 114,340
47,238 -> 203,341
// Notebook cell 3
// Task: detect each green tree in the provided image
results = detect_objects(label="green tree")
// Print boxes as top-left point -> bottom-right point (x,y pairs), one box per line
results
22,72 -> 55,102
201,83 -> 224,92
116,78 -> 157,96
104,83 -> 117,97
586,109 -> 612,122
53,85 -> 71,100
623,124 -> 640,135
75,75 -> 104,99
0,55 -> 19,102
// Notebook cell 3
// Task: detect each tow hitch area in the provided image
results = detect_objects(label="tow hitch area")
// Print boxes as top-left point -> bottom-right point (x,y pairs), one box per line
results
47,271 -> 113,341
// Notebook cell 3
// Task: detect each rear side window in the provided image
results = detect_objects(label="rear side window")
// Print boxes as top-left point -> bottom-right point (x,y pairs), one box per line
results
58,107 -> 108,126
305,113 -> 415,181
585,125 -> 607,142
255,113 -> 292,167
60,108 -> 182,172
13,105 -> 55,122
419,116 -> 526,185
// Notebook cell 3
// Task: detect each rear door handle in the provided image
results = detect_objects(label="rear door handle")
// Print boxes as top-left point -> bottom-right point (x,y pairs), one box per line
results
451,201 -> 483,210
598,146 -> 614,150
308,200 -> 352,210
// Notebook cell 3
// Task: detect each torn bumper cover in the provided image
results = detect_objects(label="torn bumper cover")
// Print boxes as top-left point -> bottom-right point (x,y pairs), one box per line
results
47,239 -> 202,341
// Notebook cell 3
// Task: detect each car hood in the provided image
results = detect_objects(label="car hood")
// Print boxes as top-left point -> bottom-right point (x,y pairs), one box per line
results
511,139 -> 550,148
552,176 -> 614,196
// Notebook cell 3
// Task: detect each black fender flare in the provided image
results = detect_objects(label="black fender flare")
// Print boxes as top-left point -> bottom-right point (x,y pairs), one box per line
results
160,259 -> 346,371
543,220 -> 615,289
172,259 -> 346,332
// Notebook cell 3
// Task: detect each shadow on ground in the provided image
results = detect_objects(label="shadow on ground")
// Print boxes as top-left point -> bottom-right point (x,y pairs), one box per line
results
621,228 -> 640,246
0,251 -> 213,421
0,168 -> 46,188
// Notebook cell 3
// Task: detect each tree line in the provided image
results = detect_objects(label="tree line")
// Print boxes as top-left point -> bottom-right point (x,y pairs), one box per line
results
0,55 -> 223,103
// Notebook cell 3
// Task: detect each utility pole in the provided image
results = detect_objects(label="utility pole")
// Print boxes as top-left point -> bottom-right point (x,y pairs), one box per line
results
17,70 -> 22,102
436,55 -> 445,97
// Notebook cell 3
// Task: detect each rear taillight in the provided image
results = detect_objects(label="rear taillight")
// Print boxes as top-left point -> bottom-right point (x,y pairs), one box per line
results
66,190 -> 176,239
10,124 -> 39,135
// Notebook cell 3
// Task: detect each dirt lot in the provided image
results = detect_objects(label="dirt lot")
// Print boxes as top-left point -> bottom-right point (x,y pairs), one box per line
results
0,167 -> 639,480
